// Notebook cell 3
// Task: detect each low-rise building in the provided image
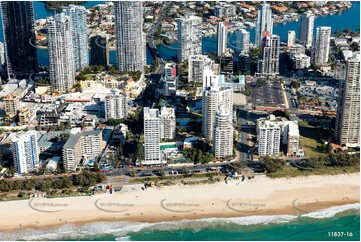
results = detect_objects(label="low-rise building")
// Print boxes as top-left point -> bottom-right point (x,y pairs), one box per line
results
62,130 -> 104,170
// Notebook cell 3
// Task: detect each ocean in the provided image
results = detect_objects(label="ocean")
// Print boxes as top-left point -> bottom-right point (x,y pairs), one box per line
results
0,203 -> 359,241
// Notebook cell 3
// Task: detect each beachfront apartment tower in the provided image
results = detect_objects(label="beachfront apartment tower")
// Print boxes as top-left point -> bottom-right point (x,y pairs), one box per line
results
287,30 -> 296,48
47,13 -> 75,92
160,106 -> 176,140
1,2 -> 38,79
255,3 -> 273,48
104,93 -> 129,121
257,120 -> 281,156
335,52 -> 360,148
62,130 -> 103,171
212,107 -> 234,159
90,35 -> 109,66
257,34 -> 280,76
11,130 -> 39,174
202,83 -> 233,141
63,5 -> 89,72
299,12 -> 314,48
188,55 -> 215,83
143,108 -> 161,165
236,29 -> 250,55
114,2 -> 145,72
217,22 -> 227,57
177,14 -> 202,62
312,26 -> 331,66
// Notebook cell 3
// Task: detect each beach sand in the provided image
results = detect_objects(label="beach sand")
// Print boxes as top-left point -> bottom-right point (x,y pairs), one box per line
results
0,173 -> 359,232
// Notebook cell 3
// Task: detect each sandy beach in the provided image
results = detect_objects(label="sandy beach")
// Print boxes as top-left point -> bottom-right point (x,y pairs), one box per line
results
0,173 -> 359,232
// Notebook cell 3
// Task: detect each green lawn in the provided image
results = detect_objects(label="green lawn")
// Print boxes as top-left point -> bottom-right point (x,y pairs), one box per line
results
299,125 -> 327,158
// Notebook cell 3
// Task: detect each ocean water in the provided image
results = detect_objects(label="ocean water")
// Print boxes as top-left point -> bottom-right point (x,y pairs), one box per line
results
0,203 -> 359,241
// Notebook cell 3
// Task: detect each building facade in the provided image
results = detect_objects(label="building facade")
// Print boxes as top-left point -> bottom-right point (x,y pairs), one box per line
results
236,29 -> 250,55
202,83 -> 233,141
188,55 -> 214,83
257,34 -> 280,76
4,93 -> 20,118
299,12 -> 314,48
214,4 -> 236,18
1,2 -> 38,79
62,130 -> 103,170
47,13 -> 75,92
114,2 -> 145,72
143,108 -> 161,164
177,14 -> 202,62
335,53 -> 360,147
257,120 -> 281,156
216,22 -> 227,57
287,30 -> 296,48
104,93 -> 129,121
63,5 -> 89,71
255,3 -> 273,48
160,106 -> 176,140
11,130 -> 39,174
212,107 -> 233,159
313,26 -> 331,65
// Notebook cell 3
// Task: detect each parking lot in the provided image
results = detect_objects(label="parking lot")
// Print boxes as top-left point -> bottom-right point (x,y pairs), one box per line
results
250,81 -> 285,107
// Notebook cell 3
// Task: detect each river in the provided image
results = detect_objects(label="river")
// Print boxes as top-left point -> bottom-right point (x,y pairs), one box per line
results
0,1 -> 359,66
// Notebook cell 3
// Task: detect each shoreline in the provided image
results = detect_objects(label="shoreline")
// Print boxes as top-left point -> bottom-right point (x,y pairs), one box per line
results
0,173 -> 359,233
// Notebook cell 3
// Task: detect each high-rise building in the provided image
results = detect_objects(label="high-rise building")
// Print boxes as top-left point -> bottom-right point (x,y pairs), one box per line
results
4,93 -> 20,118
236,29 -> 250,55
143,108 -> 161,164
257,119 -> 281,156
160,106 -> 176,140
202,82 -> 233,141
0,42 -> 5,69
299,12 -> 314,48
114,2 -> 145,72
312,26 -> 331,66
11,130 -> 39,174
1,2 -> 38,79
287,30 -> 296,47
257,34 -> 280,76
90,35 -> 109,67
291,53 -> 311,69
177,14 -> 202,62
255,3 -> 273,48
212,107 -> 233,159
63,5 -> 89,72
217,22 -> 227,57
284,121 -> 300,157
47,13 -> 75,92
214,4 -> 236,18
335,52 -> 360,147
164,63 -> 177,77
104,93 -> 128,121
188,55 -> 214,83
62,130 -> 104,170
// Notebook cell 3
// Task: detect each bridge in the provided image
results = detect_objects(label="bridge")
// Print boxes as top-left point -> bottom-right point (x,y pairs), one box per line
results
146,38 -> 160,59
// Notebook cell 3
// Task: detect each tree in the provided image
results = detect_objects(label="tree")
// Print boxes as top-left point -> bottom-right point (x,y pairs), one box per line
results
261,156 -> 285,173
290,80 -> 300,89
350,42 -> 360,52
93,162 -> 99,172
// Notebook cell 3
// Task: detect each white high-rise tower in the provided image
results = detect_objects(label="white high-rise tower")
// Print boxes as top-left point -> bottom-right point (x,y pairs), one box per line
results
312,26 -> 331,65
47,13 -> 74,92
217,22 -> 227,57
114,2 -> 145,72
63,5 -> 89,71
299,12 -> 314,48
212,107 -> 233,159
335,52 -> 360,147
177,14 -> 202,62
255,3 -> 273,48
